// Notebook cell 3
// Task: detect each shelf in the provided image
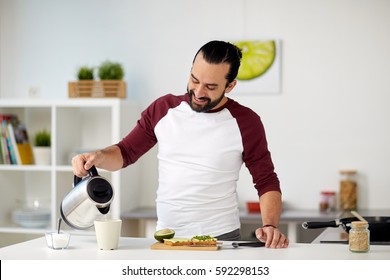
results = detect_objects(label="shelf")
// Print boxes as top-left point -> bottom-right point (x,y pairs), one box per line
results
0,165 -> 52,171
0,99 -> 141,239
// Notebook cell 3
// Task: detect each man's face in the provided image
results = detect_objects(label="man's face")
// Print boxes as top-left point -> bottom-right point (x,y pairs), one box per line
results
187,53 -> 236,112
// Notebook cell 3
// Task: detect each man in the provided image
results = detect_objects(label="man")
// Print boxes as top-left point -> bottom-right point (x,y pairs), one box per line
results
72,40 -> 289,248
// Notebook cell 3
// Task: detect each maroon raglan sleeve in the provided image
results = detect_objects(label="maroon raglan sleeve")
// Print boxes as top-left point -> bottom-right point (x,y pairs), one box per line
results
116,94 -> 184,168
228,101 -> 281,197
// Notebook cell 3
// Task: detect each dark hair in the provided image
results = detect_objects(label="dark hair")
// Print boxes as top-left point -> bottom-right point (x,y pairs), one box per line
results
193,40 -> 242,84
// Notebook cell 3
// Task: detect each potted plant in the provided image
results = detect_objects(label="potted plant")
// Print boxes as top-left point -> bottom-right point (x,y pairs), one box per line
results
71,66 -> 95,97
98,61 -> 124,80
96,60 -> 126,98
33,129 -> 51,165
68,61 -> 126,98
77,66 -> 95,80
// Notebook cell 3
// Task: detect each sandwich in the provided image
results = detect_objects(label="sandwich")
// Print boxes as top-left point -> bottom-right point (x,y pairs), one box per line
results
163,238 -> 192,246
163,235 -> 217,246
191,235 -> 217,246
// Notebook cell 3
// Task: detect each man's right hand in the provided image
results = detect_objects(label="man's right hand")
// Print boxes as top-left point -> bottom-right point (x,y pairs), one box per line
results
71,145 -> 124,177
71,152 -> 98,177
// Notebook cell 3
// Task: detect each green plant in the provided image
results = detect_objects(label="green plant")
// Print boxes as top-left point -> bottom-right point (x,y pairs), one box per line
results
34,130 -> 51,147
77,66 -> 94,80
98,60 -> 124,80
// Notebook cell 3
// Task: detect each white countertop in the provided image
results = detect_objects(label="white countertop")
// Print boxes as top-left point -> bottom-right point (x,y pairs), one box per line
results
0,234 -> 389,260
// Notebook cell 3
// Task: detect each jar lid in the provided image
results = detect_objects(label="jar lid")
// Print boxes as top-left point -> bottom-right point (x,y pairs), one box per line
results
351,221 -> 368,228
340,170 -> 357,175
320,191 -> 335,195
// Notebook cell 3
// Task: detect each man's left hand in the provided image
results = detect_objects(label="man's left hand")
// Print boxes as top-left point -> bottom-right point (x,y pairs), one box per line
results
255,226 -> 289,248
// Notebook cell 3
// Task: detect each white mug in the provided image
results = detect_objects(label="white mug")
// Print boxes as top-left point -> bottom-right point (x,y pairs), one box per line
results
94,219 -> 122,250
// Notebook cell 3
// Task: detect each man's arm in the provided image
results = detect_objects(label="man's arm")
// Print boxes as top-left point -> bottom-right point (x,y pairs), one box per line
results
255,191 -> 289,248
259,190 -> 282,227
72,145 -> 123,177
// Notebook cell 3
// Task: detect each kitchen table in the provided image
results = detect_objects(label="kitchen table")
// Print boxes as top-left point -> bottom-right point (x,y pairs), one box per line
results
0,234 -> 389,260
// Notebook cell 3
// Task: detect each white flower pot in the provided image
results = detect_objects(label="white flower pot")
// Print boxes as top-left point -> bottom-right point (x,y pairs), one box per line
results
33,147 -> 51,165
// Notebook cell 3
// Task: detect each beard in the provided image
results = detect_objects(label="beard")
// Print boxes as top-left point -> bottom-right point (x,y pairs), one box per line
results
187,87 -> 226,113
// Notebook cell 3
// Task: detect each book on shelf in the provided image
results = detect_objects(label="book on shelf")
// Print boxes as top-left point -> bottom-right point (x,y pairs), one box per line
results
0,120 -> 11,164
1,114 -> 14,164
14,122 -> 34,165
0,114 -> 34,165
7,123 -> 22,164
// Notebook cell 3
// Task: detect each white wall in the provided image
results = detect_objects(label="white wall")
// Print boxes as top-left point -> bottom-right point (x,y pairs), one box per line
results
1,0 -> 389,210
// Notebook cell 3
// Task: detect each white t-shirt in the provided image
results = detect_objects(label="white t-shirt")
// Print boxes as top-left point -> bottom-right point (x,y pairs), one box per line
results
117,93 -> 280,237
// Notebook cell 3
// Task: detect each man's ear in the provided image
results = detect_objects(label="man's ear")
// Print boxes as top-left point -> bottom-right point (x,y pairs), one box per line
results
225,80 -> 237,94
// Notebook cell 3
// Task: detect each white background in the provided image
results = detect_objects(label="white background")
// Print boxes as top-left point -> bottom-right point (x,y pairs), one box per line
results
1,0 -> 390,211
2,260 -> 389,280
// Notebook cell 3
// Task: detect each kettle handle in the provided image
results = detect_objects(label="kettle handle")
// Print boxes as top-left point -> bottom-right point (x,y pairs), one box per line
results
74,165 -> 99,187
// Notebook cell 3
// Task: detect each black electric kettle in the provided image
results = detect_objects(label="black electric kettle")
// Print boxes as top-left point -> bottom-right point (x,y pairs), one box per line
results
60,166 -> 114,230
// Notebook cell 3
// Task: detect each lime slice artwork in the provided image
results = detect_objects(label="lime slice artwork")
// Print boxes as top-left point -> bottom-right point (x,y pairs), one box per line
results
234,40 -> 276,81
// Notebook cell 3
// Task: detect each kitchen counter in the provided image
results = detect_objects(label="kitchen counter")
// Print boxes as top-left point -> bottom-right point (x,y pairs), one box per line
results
0,234 -> 389,260
313,226 -> 390,245
121,207 -> 341,242
312,227 -> 350,244
121,207 -> 341,222
121,208 -> 390,243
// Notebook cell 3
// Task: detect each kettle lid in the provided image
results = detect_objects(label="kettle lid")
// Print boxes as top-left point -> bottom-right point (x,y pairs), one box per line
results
87,177 -> 113,204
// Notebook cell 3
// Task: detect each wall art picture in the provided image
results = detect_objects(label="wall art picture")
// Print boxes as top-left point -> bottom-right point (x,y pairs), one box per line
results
233,39 -> 281,94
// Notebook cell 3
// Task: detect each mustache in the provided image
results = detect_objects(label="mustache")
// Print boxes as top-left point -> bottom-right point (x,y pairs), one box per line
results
188,89 -> 210,101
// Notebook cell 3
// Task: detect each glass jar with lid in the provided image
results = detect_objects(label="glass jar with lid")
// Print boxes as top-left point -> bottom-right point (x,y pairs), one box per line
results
349,221 -> 370,252
319,191 -> 336,212
339,170 -> 357,210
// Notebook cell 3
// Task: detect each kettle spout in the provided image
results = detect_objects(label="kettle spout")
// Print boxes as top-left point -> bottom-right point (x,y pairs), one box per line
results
98,206 -> 110,215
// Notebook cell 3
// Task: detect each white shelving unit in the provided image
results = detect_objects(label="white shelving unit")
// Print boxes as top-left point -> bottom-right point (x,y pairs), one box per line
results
0,98 -> 141,246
